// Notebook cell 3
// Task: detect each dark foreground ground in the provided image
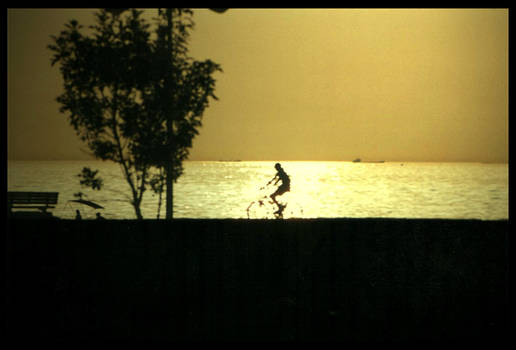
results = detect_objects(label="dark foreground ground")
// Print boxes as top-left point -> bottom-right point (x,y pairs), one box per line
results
5,218 -> 510,343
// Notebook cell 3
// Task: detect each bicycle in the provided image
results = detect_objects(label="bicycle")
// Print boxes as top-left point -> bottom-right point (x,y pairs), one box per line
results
246,181 -> 303,219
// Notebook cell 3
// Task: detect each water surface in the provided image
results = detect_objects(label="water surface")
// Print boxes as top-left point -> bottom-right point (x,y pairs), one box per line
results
7,160 -> 508,220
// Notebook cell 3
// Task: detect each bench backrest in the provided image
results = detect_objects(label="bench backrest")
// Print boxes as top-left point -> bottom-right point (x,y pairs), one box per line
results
8,192 -> 59,207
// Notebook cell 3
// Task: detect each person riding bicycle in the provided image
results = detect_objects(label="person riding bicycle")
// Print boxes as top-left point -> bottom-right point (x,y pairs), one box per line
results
269,163 -> 290,212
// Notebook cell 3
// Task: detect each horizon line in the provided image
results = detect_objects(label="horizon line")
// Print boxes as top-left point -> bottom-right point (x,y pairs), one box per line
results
7,158 -> 509,164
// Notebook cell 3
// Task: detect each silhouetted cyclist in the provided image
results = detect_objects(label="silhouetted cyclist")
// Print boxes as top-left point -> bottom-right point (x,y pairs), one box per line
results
268,163 -> 290,213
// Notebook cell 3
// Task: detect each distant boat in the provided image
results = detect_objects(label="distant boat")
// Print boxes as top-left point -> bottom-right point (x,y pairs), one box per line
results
352,158 -> 385,163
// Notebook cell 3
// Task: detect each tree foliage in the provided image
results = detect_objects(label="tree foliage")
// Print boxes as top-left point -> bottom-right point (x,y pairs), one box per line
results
49,9 -> 221,219
77,167 -> 104,191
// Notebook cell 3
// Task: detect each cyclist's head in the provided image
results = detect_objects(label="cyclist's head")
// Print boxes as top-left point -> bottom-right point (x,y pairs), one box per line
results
275,163 -> 281,170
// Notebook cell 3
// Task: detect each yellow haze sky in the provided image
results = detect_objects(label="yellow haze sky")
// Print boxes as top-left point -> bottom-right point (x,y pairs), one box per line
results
7,8 -> 508,162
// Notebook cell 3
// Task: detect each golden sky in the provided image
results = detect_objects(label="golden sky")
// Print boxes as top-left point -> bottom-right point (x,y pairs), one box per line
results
7,8 -> 508,162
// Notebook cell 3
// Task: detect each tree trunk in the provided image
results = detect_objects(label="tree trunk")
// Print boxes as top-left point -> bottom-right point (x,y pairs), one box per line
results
165,8 -> 174,220
165,156 -> 173,219
134,204 -> 144,220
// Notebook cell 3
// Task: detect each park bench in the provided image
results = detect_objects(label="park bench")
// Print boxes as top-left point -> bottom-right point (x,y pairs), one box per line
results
8,191 -> 59,213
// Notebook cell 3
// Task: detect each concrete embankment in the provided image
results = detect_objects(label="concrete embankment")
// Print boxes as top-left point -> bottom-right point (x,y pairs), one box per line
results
6,218 -> 509,342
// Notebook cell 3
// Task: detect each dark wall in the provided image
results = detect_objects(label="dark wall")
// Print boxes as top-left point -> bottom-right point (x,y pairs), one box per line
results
6,218 -> 509,342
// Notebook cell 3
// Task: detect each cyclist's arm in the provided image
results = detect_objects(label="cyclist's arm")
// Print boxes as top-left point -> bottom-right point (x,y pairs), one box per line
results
266,174 -> 278,186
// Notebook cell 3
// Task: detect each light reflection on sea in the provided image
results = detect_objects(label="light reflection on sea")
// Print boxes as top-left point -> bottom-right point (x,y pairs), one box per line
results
7,160 -> 508,220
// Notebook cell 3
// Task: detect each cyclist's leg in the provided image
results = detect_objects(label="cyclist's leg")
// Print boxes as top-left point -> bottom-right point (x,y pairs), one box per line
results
272,186 -> 288,212
275,185 -> 288,198
270,187 -> 280,205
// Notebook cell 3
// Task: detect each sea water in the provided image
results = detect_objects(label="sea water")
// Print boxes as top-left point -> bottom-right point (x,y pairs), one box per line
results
7,160 -> 508,220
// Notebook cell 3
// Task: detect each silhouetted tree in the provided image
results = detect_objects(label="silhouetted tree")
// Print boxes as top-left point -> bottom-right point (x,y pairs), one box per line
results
77,167 -> 103,191
146,8 -> 222,219
49,8 -> 221,219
